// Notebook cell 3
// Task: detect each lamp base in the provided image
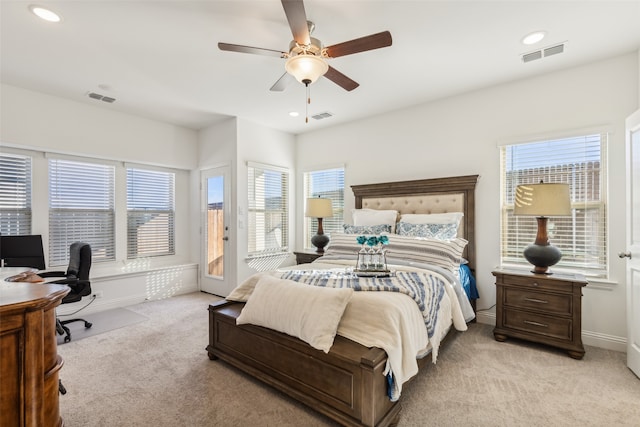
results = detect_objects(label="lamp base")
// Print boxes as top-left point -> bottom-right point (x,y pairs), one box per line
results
523,244 -> 562,275
311,233 -> 330,254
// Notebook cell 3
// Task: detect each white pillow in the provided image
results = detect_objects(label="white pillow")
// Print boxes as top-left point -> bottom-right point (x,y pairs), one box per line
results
399,212 -> 463,226
236,275 -> 353,353
352,208 -> 398,232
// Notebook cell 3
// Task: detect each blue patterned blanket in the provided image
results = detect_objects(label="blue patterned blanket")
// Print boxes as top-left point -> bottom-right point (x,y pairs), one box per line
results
279,270 -> 446,339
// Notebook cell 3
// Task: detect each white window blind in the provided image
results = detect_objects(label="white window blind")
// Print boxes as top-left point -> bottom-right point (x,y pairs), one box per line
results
303,167 -> 344,249
500,133 -> 607,277
247,163 -> 289,257
126,167 -> 175,258
49,158 -> 115,266
0,153 -> 32,235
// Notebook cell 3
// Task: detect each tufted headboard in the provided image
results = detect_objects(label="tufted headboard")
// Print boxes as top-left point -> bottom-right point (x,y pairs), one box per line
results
351,175 -> 479,271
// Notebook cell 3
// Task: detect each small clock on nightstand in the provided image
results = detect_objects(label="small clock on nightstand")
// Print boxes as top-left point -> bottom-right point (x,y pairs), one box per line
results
293,250 -> 323,265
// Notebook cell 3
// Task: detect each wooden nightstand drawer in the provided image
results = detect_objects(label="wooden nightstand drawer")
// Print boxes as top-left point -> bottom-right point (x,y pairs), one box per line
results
503,308 -> 572,341
504,288 -> 572,315
500,274 -> 573,293
294,251 -> 323,265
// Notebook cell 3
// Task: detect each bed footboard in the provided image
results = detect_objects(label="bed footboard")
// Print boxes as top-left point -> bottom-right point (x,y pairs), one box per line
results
207,300 -> 401,427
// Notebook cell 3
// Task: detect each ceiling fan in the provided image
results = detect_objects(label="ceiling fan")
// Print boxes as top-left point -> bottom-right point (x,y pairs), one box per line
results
218,0 -> 392,92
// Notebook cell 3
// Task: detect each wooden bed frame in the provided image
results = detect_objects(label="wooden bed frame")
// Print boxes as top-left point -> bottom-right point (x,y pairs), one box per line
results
207,175 -> 479,427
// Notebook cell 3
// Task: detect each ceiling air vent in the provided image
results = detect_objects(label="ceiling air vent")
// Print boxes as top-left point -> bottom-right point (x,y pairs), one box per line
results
522,42 -> 566,63
87,92 -> 116,103
311,111 -> 333,120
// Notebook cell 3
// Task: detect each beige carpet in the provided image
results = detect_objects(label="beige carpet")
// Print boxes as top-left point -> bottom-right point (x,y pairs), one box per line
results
58,291 -> 640,426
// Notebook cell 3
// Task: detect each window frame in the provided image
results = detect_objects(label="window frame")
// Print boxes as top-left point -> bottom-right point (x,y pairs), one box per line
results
499,132 -> 608,277
0,152 -> 32,235
126,166 -> 176,259
303,166 -> 345,250
48,156 -> 116,266
247,162 -> 290,258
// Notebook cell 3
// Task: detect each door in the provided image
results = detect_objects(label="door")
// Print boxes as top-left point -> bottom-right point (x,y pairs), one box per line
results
625,109 -> 640,378
201,166 -> 233,297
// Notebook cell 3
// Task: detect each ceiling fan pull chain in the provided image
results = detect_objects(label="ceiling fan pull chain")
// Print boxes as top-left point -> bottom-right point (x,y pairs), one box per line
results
305,82 -> 310,123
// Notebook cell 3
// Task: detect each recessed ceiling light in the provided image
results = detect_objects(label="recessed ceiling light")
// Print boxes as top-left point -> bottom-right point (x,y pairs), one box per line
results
289,111 -> 300,117
29,5 -> 61,22
522,31 -> 546,45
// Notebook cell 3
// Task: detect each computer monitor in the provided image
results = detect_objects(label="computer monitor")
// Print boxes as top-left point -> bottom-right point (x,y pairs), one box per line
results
0,235 -> 46,270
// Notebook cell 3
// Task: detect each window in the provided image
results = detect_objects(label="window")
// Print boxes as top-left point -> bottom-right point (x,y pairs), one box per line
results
500,133 -> 607,277
49,158 -> 115,266
303,167 -> 344,249
0,153 -> 32,235
247,162 -> 289,257
127,167 -> 175,259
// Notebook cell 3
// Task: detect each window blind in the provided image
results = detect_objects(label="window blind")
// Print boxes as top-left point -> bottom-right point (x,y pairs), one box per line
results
500,133 -> 607,277
303,167 -> 344,249
126,168 -> 175,258
0,153 -> 32,235
247,163 -> 289,257
49,158 -> 115,266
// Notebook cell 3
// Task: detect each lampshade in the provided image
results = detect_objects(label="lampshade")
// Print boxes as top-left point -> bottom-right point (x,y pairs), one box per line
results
285,54 -> 328,85
514,183 -> 571,217
305,198 -> 333,218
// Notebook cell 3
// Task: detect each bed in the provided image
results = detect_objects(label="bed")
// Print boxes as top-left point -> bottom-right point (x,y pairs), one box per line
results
207,174 -> 479,427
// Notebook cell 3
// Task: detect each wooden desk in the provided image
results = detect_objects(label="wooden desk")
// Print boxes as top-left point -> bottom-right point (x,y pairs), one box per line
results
1,270 -> 69,427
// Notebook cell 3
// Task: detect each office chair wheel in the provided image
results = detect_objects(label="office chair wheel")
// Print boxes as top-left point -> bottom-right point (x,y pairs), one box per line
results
64,335 -> 71,343
84,321 -> 93,328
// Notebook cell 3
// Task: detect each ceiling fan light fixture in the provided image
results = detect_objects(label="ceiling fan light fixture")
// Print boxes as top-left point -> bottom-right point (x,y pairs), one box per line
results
285,54 -> 328,85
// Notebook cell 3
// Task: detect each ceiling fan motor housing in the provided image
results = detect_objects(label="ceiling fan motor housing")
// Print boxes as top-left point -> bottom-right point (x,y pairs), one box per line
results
288,37 -> 324,57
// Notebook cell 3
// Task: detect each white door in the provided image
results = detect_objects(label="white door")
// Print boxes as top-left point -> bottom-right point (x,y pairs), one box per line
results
625,109 -> 640,378
200,166 -> 234,297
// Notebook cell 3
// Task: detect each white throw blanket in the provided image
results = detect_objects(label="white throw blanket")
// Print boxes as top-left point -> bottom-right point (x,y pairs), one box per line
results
227,261 -> 469,400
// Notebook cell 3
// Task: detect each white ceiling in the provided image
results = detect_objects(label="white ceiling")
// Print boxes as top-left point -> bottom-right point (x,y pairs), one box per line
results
2,1 -> 640,135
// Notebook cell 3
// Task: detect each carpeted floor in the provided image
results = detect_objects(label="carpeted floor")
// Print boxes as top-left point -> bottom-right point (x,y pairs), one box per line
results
57,291 -> 640,426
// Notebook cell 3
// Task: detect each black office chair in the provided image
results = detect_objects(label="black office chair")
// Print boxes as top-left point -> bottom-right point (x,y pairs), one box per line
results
40,242 -> 93,343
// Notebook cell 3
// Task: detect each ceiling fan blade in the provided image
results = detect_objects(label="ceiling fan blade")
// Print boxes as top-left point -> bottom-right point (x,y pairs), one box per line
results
325,31 -> 392,58
270,72 -> 295,92
281,0 -> 310,45
218,42 -> 286,58
324,66 -> 359,92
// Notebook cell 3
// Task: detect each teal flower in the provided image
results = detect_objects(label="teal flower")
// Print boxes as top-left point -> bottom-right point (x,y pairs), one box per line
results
366,236 -> 378,247
356,235 -> 367,245
378,235 -> 389,245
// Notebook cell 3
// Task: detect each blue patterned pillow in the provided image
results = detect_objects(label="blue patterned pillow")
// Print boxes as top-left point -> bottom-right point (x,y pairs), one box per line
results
342,224 -> 392,235
396,222 -> 458,240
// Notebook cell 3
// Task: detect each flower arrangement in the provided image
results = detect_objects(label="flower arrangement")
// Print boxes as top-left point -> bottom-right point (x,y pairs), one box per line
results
355,235 -> 389,271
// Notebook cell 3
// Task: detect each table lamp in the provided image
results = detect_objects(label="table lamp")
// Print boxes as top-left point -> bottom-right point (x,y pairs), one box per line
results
305,197 -> 333,253
514,182 -> 571,274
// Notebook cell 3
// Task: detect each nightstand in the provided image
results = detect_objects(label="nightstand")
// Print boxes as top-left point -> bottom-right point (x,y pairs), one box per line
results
493,268 -> 588,359
294,250 -> 323,265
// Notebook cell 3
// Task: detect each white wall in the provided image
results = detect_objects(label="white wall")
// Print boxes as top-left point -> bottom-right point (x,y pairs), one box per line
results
296,52 -> 639,351
1,84 -> 200,310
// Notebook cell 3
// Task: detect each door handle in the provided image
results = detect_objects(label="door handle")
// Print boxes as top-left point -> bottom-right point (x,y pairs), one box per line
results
222,236 -> 229,241
618,251 -> 632,259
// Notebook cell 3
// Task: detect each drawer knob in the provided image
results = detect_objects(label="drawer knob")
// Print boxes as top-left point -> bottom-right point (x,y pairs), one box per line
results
532,282 -> 539,286
524,320 -> 548,328
524,297 -> 548,304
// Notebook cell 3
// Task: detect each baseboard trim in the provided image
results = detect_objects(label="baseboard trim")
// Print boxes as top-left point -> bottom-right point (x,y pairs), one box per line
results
472,310 -> 626,352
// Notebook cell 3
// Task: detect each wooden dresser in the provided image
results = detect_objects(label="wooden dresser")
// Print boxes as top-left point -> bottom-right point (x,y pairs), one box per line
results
493,268 -> 588,359
0,276 -> 69,427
